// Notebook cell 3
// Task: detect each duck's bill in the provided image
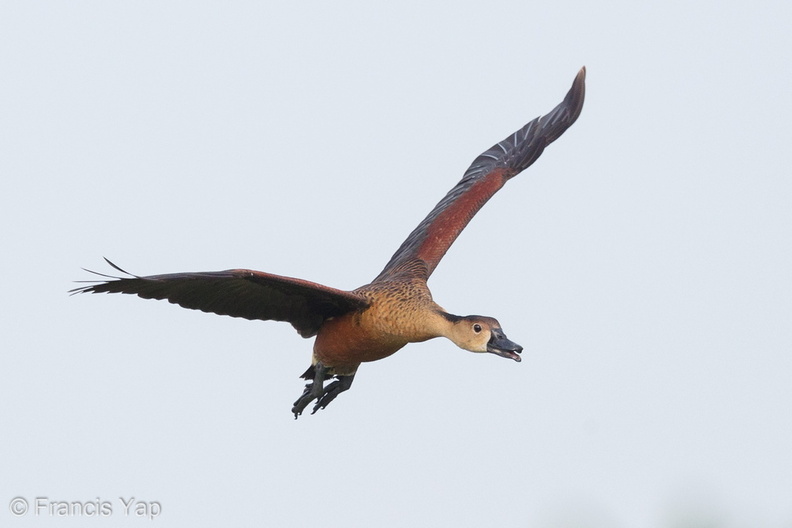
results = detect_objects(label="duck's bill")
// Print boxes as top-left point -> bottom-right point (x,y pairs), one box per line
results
487,330 -> 523,362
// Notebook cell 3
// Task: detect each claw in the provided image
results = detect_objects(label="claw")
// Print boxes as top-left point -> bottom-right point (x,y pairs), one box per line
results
291,365 -> 356,418
311,375 -> 354,415
291,364 -> 329,418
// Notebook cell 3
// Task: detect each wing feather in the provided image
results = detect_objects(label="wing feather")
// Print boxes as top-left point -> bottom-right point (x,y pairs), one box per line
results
374,67 -> 586,282
71,258 -> 370,338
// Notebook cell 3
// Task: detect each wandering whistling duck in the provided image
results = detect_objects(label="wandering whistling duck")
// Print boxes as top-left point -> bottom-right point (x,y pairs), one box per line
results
73,67 -> 586,418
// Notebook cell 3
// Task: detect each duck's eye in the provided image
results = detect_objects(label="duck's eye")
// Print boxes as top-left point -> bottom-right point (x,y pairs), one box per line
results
473,323 -> 482,333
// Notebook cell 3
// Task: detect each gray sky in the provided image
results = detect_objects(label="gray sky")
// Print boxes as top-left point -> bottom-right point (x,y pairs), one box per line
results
2,1 -> 791,527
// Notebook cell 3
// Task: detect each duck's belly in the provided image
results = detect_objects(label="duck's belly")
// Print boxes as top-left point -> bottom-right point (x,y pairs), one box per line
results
313,311 -> 408,372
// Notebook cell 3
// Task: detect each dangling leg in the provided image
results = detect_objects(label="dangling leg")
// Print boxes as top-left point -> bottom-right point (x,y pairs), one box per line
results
291,363 -> 328,419
312,373 -> 355,415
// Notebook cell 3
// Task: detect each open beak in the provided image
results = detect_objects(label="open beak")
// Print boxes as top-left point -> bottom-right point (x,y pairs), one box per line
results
486,328 -> 523,362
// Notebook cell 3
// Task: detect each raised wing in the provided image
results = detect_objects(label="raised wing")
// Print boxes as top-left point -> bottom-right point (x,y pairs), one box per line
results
71,258 -> 370,338
373,67 -> 586,283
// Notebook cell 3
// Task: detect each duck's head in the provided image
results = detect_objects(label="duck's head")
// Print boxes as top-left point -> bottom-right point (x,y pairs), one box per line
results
447,315 -> 523,362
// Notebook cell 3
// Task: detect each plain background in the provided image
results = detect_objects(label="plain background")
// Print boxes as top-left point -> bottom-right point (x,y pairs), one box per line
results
2,1 -> 791,527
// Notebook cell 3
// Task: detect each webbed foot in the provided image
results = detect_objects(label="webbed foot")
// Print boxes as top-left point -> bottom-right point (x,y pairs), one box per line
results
311,374 -> 355,415
291,364 -> 355,418
292,363 -> 328,418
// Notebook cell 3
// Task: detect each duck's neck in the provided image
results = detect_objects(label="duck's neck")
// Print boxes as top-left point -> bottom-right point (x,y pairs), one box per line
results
416,307 -> 462,343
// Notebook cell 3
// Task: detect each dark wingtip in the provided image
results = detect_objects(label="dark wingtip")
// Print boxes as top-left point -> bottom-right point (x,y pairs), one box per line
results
500,66 -> 587,173
68,257 -> 137,295
102,257 -> 138,278
543,66 -> 586,146
565,65 -> 586,126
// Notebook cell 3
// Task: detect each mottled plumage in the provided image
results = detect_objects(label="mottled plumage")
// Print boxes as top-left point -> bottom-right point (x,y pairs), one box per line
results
72,68 -> 586,417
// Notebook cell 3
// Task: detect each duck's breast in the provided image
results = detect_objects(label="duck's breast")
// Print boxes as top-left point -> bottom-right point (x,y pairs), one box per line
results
313,280 -> 439,368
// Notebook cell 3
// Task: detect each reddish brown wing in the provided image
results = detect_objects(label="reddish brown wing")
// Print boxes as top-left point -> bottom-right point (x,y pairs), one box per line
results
71,259 -> 370,338
373,67 -> 586,283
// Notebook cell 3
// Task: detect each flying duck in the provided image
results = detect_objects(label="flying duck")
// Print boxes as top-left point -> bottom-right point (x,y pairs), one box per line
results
73,67 -> 586,417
